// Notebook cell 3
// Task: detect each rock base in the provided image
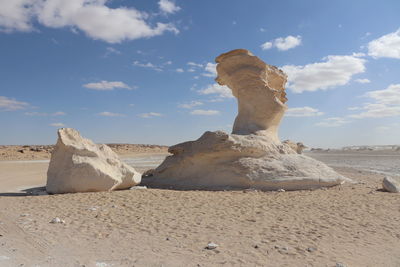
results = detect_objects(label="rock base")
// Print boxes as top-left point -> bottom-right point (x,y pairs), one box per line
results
142,131 -> 348,191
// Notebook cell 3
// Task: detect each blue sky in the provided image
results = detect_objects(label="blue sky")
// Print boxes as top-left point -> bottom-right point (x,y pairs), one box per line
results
0,0 -> 399,148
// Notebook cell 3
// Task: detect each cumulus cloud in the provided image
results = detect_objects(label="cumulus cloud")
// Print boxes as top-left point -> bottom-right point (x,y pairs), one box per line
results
83,81 -> 132,90
187,62 -> 203,68
315,117 -> 350,127
50,122 -> 65,127
197,83 -> 233,98
139,112 -> 163,118
158,0 -> 181,14
285,106 -> 324,117
0,0 -> 179,43
368,29 -> 400,59
176,68 -> 184,73
355,78 -> 371,84
282,55 -> 366,93
98,111 -> 125,117
190,109 -> 220,116
349,84 -> 400,118
261,35 -> 301,51
0,96 -> 29,111
202,62 -> 217,77
178,101 -> 203,109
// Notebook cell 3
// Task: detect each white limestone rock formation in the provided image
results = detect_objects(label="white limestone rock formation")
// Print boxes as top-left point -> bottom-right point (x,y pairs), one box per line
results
143,49 -> 348,191
382,176 -> 400,193
46,128 -> 141,194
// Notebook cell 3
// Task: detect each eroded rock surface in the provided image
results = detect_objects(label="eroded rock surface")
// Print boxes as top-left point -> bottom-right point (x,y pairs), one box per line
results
144,49 -> 348,191
46,128 -> 141,194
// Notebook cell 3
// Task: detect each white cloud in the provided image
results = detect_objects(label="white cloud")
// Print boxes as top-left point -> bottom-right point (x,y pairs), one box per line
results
259,27 -> 266,32
285,106 -> 324,117
202,62 -> 217,77
25,111 -> 66,116
104,47 -> 121,57
187,62 -> 203,68
0,0 -> 179,43
0,96 -> 29,111
368,29 -> 400,59
133,61 -> 163,71
176,68 -> 184,73
197,83 -> 233,98
190,109 -> 220,116
98,111 -> 125,117
84,80 -> 132,90
187,68 -> 195,72
158,0 -> 181,14
139,112 -> 163,118
178,101 -> 203,109
50,122 -> 65,127
349,84 -> 400,118
282,55 -> 366,93
261,35 -> 301,51
260,41 -> 273,50
355,78 -> 371,84
315,117 -> 350,127
364,84 -> 400,105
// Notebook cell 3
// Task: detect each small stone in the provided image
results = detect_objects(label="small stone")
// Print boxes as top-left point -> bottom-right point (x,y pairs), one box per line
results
166,237 -> 170,241
49,217 -> 65,224
336,263 -> 347,267
277,189 -> 285,192
130,186 -> 147,190
306,247 -> 316,252
205,242 -> 218,250
382,176 -> 400,193
254,245 -> 259,249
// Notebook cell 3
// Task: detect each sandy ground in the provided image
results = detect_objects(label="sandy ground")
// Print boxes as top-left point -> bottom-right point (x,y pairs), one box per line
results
0,153 -> 399,266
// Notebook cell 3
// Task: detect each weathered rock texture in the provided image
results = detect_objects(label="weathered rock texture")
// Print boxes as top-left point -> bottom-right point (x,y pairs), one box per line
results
382,176 -> 400,193
46,128 -> 141,194
144,49 -> 347,191
282,140 -> 307,154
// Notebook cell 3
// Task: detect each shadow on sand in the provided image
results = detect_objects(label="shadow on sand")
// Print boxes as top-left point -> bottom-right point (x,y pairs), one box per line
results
0,186 -> 47,197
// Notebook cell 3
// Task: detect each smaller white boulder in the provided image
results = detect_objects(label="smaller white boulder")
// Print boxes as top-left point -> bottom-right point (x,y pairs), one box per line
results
382,176 -> 400,193
46,128 -> 141,194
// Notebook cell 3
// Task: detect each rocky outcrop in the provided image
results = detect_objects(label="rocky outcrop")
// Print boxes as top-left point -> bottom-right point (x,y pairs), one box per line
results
143,49 -> 348,191
382,176 -> 400,193
46,128 -> 141,194
282,140 -> 306,154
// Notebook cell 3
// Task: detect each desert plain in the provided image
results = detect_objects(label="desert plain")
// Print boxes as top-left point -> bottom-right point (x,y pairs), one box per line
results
0,145 -> 399,267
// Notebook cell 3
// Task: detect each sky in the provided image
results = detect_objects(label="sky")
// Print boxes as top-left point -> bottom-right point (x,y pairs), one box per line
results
0,0 -> 400,148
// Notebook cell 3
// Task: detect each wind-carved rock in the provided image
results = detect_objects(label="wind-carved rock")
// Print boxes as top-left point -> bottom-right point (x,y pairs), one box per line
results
46,128 -> 141,194
143,49 -> 348,191
216,49 -> 287,141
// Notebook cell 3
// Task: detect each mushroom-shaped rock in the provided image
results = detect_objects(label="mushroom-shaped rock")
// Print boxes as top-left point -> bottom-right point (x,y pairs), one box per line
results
46,128 -> 141,194
216,49 -> 287,141
143,49 -> 348,191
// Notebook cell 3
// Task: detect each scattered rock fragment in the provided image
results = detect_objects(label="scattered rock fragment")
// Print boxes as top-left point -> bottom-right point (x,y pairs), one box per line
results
205,242 -> 218,250
49,217 -> 65,224
382,176 -> 400,193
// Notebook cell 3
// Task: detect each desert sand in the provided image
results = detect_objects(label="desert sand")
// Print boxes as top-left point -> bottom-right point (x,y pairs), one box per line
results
0,150 -> 399,266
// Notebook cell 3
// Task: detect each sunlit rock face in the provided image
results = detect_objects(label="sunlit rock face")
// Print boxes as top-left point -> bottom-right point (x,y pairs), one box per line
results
216,49 -> 287,141
143,49 -> 348,191
46,128 -> 141,194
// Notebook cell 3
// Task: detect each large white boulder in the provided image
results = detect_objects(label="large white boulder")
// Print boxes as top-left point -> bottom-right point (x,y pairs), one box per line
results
46,128 -> 141,194
143,49 -> 348,191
